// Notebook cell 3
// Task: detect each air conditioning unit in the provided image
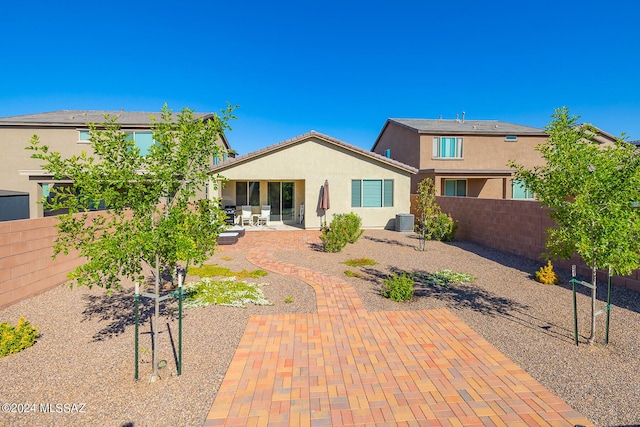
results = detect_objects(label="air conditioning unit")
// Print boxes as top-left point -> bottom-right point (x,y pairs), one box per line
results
395,213 -> 414,232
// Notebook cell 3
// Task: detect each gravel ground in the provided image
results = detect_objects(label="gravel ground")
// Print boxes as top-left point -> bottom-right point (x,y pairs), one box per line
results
1,229 -> 639,426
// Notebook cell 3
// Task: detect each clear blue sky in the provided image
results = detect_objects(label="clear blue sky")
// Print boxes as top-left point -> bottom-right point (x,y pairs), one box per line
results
1,0 -> 639,154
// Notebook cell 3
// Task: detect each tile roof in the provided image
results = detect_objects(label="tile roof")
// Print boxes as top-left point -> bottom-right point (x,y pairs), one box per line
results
210,131 -> 418,175
0,110 -> 212,126
389,118 -> 545,135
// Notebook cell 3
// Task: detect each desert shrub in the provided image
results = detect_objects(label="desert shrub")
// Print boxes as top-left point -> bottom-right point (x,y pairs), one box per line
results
381,273 -> 415,302
0,317 -> 38,357
189,264 -> 267,279
320,213 -> 363,253
342,213 -> 364,243
430,213 -> 458,241
535,261 -> 559,285
341,258 -> 376,267
183,277 -> 272,308
415,270 -> 476,287
344,270 -> 363,278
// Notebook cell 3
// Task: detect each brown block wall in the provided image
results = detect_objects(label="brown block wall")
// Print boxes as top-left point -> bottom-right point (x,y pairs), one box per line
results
428,196 -> 640,293
0,217 -> 85,309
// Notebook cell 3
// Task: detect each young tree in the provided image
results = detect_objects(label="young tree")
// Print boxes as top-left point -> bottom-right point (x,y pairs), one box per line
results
510,107 -> 640,344
28,104 -> 235,378
414,178 -> 443,249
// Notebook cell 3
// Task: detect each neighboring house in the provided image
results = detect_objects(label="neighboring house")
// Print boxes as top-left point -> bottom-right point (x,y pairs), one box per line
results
372,118 -> 621,200
210,131 -> 417,230
371,118 -> 548,199
0,110 -> 231,219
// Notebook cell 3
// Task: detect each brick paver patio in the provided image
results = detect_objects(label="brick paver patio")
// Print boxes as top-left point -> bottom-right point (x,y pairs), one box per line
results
204,231 -> 593,426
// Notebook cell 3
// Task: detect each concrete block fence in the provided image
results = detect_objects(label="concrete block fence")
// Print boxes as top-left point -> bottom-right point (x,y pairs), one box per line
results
432,196 -> 640,293
0,216 -> 85,309
2,197 -> 640,309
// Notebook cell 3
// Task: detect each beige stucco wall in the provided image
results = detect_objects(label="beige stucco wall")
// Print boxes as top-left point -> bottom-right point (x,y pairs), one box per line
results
372,123 -> 420,168
1,127 -> 91,218
2,126 -> 225,218
214,137 -> 413,229
419,133 -> 546,170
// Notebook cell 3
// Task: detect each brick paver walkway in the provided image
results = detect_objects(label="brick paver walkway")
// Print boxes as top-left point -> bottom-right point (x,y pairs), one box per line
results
204,231 -> 593,426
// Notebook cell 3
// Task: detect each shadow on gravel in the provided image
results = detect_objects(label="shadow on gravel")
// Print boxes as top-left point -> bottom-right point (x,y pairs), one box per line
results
361,265 -> 577,343
363,235 -> 416,249
81,288 -> 177,342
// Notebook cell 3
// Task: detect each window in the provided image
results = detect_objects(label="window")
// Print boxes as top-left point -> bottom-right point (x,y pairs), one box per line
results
433,137 -> 463,158
78,130 -> 91,142
351,179 -> 393,207
505,135 -> 518,142
512,179 -> 534,199
41,183 -> 107,216
444,179 -> 466,197
78,130 -> 154,155
126,132 -> 154,155
235,181 -> 260,206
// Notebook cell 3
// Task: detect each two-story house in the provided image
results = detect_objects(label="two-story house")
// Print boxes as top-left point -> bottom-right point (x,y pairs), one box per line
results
0,110 -> 231,219
372,117 -> 622,200
371,118 -> 549,199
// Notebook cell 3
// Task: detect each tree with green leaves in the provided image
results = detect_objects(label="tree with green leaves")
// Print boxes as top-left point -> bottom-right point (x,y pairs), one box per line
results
28,104 -> 235,378
414,178 -> 456,250
510,107 -> 640,344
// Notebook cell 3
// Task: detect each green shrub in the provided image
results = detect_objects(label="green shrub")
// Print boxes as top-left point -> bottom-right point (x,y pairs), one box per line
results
0,317 -> 38,357
189,264 -> 267,279
344,270 -> 363,278
342,212 -> 364,243
320,213 -> 364,253
430,213 -> 457,241
381,273 -> 415,302
183,277 -> 272,308
341,258 -> 376,267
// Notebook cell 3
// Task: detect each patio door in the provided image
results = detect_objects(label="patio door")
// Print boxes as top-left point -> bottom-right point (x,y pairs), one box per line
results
268,182 -> 294,222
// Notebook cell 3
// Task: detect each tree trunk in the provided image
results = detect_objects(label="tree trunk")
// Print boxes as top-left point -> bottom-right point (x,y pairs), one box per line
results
150,254 -> 161,382
588,263 -> 597,345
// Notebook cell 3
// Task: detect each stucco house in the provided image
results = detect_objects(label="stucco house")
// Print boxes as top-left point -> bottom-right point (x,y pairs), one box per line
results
372,117 -> 621,200
0,110 -> 231,219
210,131 -> 417,230
371,118 -> 548,199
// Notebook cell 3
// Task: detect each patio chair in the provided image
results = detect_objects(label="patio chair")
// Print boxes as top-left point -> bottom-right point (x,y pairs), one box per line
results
256,205 -> 270,226
240,205 -> 253,226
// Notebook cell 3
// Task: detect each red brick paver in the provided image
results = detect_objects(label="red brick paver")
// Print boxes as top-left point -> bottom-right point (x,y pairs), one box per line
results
204,231 -> 593,426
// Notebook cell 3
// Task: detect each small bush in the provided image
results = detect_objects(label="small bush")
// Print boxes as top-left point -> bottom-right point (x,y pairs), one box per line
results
344,270 -> 363,278
381,273 -> 415,302
189,264 -> 267,279
0,317 -> 38,357
415,270 -> 476,287
535,261 -> 559,285
183,277 -> 272,308
431,213 -> 458,241
341,258 -> 376,267
320,213 -> 364,253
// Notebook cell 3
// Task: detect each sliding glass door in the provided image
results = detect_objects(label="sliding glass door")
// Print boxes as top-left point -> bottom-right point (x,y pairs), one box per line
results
268,182 -> 294,222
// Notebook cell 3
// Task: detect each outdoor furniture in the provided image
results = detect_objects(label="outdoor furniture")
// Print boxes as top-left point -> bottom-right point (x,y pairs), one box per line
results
217,232 -> 239,245
255,205 -> 270,226
240,205 -> 253,226
226,225 -> 245,237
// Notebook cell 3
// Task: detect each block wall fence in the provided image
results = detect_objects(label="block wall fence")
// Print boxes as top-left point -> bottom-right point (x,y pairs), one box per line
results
2,198 -> 640,309
0,216 -> 86,309
429,196 -> 640,293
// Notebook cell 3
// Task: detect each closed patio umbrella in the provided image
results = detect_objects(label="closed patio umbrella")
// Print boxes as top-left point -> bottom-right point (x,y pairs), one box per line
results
318,180 -> 330,224
320,180 -> 330,211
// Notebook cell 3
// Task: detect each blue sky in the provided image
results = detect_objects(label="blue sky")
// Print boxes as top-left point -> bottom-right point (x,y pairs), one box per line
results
1,1 -> 639,154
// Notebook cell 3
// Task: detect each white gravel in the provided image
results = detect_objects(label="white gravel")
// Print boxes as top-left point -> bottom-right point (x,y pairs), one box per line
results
1,229 -> 639,426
